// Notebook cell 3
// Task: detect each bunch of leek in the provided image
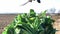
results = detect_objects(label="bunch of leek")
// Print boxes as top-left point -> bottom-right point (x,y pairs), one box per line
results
2,9 -> 56,34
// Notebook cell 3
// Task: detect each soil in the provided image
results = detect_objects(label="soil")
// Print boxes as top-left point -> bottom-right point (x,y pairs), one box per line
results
0,14 -> 60,34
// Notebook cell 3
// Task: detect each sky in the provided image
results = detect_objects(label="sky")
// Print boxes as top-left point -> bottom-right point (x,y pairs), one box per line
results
0,0 -> 60,14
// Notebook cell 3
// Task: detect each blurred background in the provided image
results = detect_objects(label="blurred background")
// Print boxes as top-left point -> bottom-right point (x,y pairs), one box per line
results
0,0 -> 60,13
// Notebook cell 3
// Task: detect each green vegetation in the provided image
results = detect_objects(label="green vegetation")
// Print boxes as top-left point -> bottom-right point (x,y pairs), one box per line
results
2,9 -> 56,34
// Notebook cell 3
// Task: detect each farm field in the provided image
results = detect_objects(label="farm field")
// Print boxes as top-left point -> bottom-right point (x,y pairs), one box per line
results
0,14 -> 60,34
